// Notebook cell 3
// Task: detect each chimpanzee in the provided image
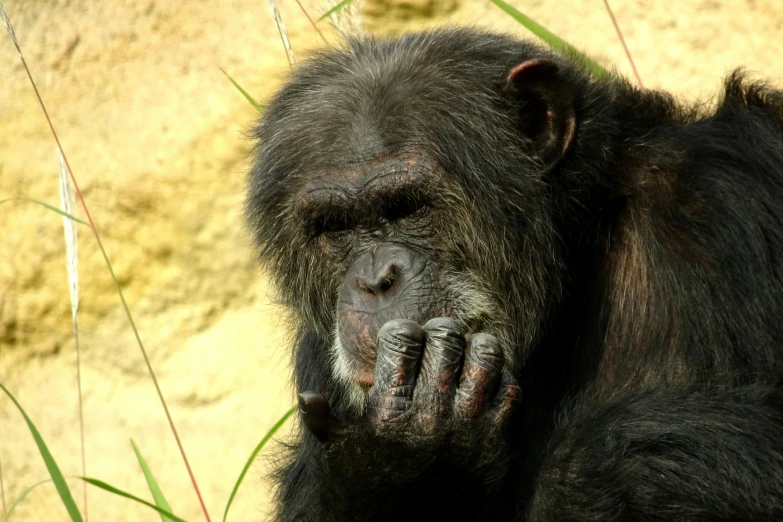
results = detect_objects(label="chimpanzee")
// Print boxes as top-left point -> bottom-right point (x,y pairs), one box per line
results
245,27 -> 783,521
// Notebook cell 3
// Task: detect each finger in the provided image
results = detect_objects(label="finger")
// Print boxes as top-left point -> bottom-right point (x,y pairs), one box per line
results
369,319 -> 425,419
417,318 -> 465,416
298,391 -> 348,445
491,372 -> 522,435
455,333 -> 504,420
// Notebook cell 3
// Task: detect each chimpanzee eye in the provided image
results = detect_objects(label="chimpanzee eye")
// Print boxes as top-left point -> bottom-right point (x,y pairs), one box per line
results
313,212 -> 353,237
382,195 -> 428,222
308,210 -> 354,255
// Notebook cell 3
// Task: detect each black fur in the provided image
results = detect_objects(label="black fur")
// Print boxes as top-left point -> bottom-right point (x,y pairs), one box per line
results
246,27 -> 783,521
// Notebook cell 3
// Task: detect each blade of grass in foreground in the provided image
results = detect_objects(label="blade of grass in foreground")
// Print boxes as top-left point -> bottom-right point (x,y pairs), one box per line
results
59,151 -> 88,522
131,440 -> 176,522
489,0 -> 611,80
318,0 -> 353,21
0,5 -> 212,520
266,0 -> 296,67
0,197 -> 89,226
219,68 -> 264,114
222,406 -> 296,522
0,383 -> 84,522
81,478 -> 188,522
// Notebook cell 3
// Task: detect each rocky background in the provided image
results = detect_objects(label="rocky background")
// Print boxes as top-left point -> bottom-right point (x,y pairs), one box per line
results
0,0 -> 781,520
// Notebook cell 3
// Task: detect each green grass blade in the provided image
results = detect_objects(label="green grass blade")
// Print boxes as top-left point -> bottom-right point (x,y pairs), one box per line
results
81,478 -> 188,522
318,0 -> 353,21
219,68 -> 264,114
130,439 -> 175,522
4,479 -> 52,522
489,0 -> 611,80
0,197 -> 89,226
0,383 -> 84,522
223,406 -> 296,522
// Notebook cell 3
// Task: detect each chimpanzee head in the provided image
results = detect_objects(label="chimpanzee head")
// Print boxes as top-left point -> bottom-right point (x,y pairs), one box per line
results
246,28 -> 582,400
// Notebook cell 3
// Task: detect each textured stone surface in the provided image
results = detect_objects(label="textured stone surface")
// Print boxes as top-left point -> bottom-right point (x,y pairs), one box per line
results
0,0 -> 781,520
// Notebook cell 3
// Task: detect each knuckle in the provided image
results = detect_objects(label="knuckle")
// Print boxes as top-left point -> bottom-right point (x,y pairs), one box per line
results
378,319 -> 425,352
504,383 -> 523,403
370,409 -> 406,427
423,318 -> 465,345
469,332 -> 501,353
422,317 -> 462,334
369,395 -> 411,416
423,318 -> 466,363
468,333 -> 504,369
386,384 -> 415,397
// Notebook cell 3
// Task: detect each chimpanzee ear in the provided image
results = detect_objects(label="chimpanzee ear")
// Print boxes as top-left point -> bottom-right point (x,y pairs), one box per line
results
507,59 -> 576,167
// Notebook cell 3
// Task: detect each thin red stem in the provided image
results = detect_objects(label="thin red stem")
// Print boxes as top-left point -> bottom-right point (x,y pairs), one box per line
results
603,0 -> 644,89
294,0 -> 327,43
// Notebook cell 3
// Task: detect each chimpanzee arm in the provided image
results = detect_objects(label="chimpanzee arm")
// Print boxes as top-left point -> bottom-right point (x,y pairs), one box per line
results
529,385 -> 783,522
275,434 -> 482,522
276,430 -> 519,522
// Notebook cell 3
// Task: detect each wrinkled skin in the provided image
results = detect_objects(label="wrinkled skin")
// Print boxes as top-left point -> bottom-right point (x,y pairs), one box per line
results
300,319 -> 520,467
336,244 -> 446,387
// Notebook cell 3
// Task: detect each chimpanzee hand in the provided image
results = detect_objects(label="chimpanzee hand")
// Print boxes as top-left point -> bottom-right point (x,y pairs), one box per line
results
299,318 -> 521,480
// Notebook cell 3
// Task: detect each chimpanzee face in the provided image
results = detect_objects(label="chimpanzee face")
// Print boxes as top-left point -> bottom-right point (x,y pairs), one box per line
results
247,32 -> 575,398
294,153 -> 500,391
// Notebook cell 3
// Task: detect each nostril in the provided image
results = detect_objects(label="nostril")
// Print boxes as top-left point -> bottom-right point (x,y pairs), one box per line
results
378,264 -> 399,292
378,276 -> 394,293
356,263 -> 399,296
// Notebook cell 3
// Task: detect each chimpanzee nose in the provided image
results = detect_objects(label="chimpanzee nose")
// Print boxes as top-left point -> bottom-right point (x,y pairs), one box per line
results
355,262 -> 399,296
338,243 -> 439,355
348,243 -> 416,301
